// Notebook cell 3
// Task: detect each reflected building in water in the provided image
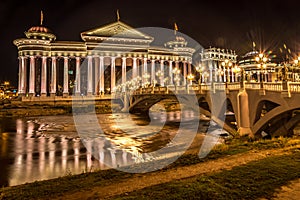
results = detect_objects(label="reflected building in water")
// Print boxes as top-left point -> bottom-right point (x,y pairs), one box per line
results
5,119 -> 134,186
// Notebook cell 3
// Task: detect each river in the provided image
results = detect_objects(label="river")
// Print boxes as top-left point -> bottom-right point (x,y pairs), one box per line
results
0,111 -> 214,187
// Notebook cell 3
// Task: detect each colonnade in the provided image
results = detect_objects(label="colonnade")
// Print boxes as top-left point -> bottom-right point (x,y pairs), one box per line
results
18,55 -> 193,97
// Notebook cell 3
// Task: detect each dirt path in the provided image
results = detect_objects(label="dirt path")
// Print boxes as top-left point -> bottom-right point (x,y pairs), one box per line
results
55,146 -> 298,200
270,179 -> 300,200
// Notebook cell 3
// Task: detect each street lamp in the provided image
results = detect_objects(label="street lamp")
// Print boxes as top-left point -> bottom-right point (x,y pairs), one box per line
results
143,73 -> 150,87
255,53 -> 268,84
172,68 -> 181,86
155,70 -> 164,86
232,65 -> 241,82
187,74 -> 194,85
221,59 -> 233,83
195,64 -> 204,84
292,57 -> 300,82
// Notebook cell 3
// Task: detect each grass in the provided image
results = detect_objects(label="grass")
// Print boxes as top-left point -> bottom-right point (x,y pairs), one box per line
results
1,137 -> 300,200
112,151 -> 300,200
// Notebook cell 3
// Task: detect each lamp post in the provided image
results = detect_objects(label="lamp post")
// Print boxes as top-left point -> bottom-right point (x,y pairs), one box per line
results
143,73 -> 150,87
195,64 -> 204,84
187,74 -> 194,85
293,56 -> 300,82
232,65 -> 241,82
155,70 -> 164,86
172,68 -> 181,86
221,59 -> 233,83
255,53 -> 268,88
217,68 -> 223,82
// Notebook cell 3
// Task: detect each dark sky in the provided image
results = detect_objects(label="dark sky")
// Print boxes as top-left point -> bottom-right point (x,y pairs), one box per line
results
1,0 -> 300,85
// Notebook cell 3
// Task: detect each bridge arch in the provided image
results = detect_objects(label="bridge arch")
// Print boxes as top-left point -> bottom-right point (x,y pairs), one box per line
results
253,105 -> 300,136
254,100 -> 280,124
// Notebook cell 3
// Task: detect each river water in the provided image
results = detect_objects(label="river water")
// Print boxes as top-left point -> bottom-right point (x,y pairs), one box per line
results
0,111 -> 211,187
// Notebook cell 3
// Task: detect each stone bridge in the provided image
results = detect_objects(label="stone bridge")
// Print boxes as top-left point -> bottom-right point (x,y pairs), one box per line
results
122,82 -> 300,138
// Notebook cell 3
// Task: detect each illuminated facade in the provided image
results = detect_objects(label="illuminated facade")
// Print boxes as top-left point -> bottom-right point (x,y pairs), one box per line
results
238,51 -> 278,82
14,19 -> 195,97
200,47 -> 237,82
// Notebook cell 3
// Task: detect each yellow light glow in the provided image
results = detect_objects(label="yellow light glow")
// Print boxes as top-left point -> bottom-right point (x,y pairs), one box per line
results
263,57 -> 268,62
263,64 -> 267,68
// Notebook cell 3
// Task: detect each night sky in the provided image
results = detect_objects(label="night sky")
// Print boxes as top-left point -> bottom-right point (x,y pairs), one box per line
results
1,0 -> 300,86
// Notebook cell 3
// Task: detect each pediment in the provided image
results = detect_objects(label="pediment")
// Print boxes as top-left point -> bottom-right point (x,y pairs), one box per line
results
81,21 -> 153,41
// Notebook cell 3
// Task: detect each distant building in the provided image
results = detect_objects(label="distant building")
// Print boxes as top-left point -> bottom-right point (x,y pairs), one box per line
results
200,47 -> 237,82
238,51 -> 278,82
0,81 -> 17,99
13,16 -> 196,97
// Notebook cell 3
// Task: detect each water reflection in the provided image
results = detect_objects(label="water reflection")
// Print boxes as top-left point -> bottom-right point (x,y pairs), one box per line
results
0,111 -> 201,187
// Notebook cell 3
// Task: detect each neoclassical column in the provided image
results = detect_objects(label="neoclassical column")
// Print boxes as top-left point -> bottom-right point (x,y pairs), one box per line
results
137,58 -> 141,78
151,59 -> 155,84
50,57 -> 57,96
223,67 -> 226,82
87,56 -> 93,95
63,57 -> 69,96
231,67 -> 235,82
169,61 -> 173,85
75,57 -> 81,95
160,60 -> 164,86
18,56 -> 26,95
175,61 -> 179,69
218,67 -> 222,82
94,56 -> 99,95
209,66 -> 213,83
132,57 -> 137,79
188,62 -> 192,74
183,62 -> 187,85
143,58 -> 147,74
111,57 -> 116,92
18,57 -> 22,95
175,61 -> 180,86
99,56 -> 104,94
29,56 -> 35,96
41,56 -> 47,96
122,57 -> 127,84
143,58 -> 148,84
214,64 -> 218,82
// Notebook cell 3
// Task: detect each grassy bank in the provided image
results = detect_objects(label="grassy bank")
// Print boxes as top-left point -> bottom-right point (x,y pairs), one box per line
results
1,137 -> 300,200
113,151 -> 300,200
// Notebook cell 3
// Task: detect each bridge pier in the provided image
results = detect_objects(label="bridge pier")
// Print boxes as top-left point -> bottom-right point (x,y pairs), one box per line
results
121,93 -> 129,112
237,89 -> 253,137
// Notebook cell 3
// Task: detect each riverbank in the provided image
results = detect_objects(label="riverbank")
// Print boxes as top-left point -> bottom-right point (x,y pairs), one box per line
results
0,98 -> 183,117
1,136 -> 300,200
0,98 -> 122,117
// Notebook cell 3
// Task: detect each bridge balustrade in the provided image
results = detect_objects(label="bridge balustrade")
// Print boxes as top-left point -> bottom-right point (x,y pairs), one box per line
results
264,83 -> 282,91
227,83 -> 240,90
245,82 -> 261,89
200,84 -> 210,91
288,82 -> 300,93
214,83 -> 226,90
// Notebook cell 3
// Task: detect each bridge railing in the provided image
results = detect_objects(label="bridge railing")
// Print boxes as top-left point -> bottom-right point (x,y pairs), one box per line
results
245,82 -> 261,89
264,82 -> 282,91
227,83 -> 240,90
214,83 -> 225,91
288,82 -> 300,93
129,81 -> 300,96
